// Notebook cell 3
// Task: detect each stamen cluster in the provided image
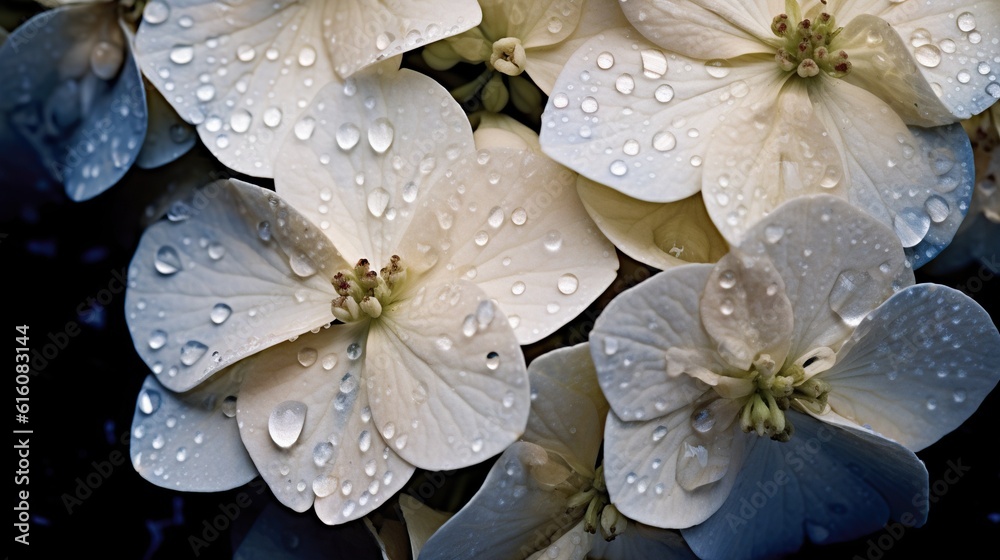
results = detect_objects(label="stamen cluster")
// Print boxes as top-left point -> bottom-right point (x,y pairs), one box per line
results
331,256 -> 406,322
772,9 -> 851,78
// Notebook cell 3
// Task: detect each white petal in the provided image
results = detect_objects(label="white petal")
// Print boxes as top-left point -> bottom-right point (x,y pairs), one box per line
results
526,0 -> 631,95
275,68 -> 473,266
811,78 -> 975,268
820,284 -> 1000,451
700,253 -> 794,370
839,0 -> 1000,119
604,409 -> 746,529
135,82 -> 196,169
618,0 -> 777,60
237,323 -> 416,524
540,27 -> 785,202
836,14 -> 957,127
577,177 -> 729,270
473,112 -> 542,152
526,519 -> 593,560
736,195 -> 913,361
590,264 -> 728,422
368,280 -> 529,470
125,179 -> 344,392
0,4 -> 147,200
701,77 -> 847,244
130,372 -> 257,491
396,147 -> 619,345
398,494 -> 452,559
420,442 -> 582,560
135,1 -> 332,176
682,413 -> 928,560
524,343 -> 609,476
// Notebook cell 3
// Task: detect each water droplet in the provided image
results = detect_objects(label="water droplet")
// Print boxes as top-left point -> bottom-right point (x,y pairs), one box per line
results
914,44 -> 941,68
581,97 -> 599,113
376,32 -> 395,50
652,131 -> 676,151
347,343 -> 362,360
139,389 -> 161,414
155,246 -> 181,275
229,109 -> 252,133
924,195 -> 950,223
298,46 -> 317,67
180,341 -> 208,366
704,59 -> 730,78
210,303 -> 232,324
474,230 -> 489,247
143,1 -> 170,24
207,242 -> 226,260
257,221 -> 272,241
956,12 -> 976,32
640,49 -> 667,78
692,409 -> 715,433
511,281 -> 526,295
152,435 -> 165,449
623,139 -> 640,156
720,298 -> 735,316
957,70 -> 971,84
615,73 -> 635,94
149,330 -> 168,350
652,425 -> 668,442
170,45 -> 194,65
222,396 -> 237,418
262,107 -> 282,128
610,160 -> 628,176
269,401 -> 307,448
543,230 -> 562,251
953,389 -> 967,403
718,270 -> 736,289
654,84 -> 674,103
925,398 -> 938,411
557,274 -> 579,295
336,123 -> 360,150
340,373 -> 358,394
290,253 -> 318,277
368,118 -> 394,153
764,225 -> 784,244
552,93 -> 569,109
893,208 -> 931,248
175,447 -> 187,462
367,188 -> 390,217
547,17 -> 563,34
597,52 -> 615,69
358,430 -> 371,452
297,347 -> 318,367
294,117 -> 316,140
342,501 -> 356,518
511,208 -> 527,225
485,352 -> 500,370
987,83 -> 1000,99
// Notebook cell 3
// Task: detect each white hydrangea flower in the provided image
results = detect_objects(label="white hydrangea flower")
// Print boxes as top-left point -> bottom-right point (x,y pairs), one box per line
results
590,195 -> 1000,558
133,0 -> 484,177
541,0 -> 999,267
125,67 -> 618,524
421,344 -> 697,560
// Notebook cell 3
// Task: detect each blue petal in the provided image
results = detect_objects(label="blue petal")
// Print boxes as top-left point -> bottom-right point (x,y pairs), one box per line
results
683,413 -> 928,560
135,82 -> 195,169
0,4 -> 147,202
904,123 -> 974,269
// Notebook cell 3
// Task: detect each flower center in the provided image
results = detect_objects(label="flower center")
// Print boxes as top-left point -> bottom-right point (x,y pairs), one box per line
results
565,464 -> 628,541
736,354 -> 831,441
330,256 -> 407,322
490,37 -> 526,76
771,1 -> 851,78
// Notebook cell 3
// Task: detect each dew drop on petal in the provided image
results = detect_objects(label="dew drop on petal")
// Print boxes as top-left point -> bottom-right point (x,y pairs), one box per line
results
294,117 -> 316,140
692,408 -> 715,433
210,303 -> 232,324
149,330 -> 167,350
511,281 -> 526,295
154,246 -> 181,275
640,49 -> 667,79
180,341 -> 208,366
143,1 -> 170,24
956,12 -> 976,32
367,188 -> 390,217
336,123 -> 361,150
263,107 -> 282,127
893,208 -> 931,248
764,225 -> 784,244
581,97 -> 599,113
298,46 -> 317,67
511,208 -> 527,225
615,74 -> 635,94
368,118 -> 394,153
597,52 -> 615,69
485,352 -> 500,370
257,221 -> 272,241
652,131 -> 676,151
924,195 -> 950,223
221,396 -> 237,418
139,389 -> 161,414
610,160 -> 628,176
297,347 -> 318,367
552,93 -> 569,108
170,45 -> 194,65
557,274 -> 579,295
347,343 -> 362,360
269,401 -> 307,448
654,84 -> 674,103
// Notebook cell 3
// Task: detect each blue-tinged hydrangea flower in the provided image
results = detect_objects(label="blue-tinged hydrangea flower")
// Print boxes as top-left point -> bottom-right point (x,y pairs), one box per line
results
0,1 -> 197,201
126,67 -> 618,524
133,0 -> 484,177
590,195 -> 1000,559
540,0 -> 999,267
421,344 -> 697,560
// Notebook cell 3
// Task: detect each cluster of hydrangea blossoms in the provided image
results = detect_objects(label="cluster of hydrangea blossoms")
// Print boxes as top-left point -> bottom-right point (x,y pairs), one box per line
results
132,0 -> 485,177
590,195 -> 1000,559
0,0 -> 197,201
421,343 -> 698,560
126,67 -> 618,524
541,0 -> 1000,267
